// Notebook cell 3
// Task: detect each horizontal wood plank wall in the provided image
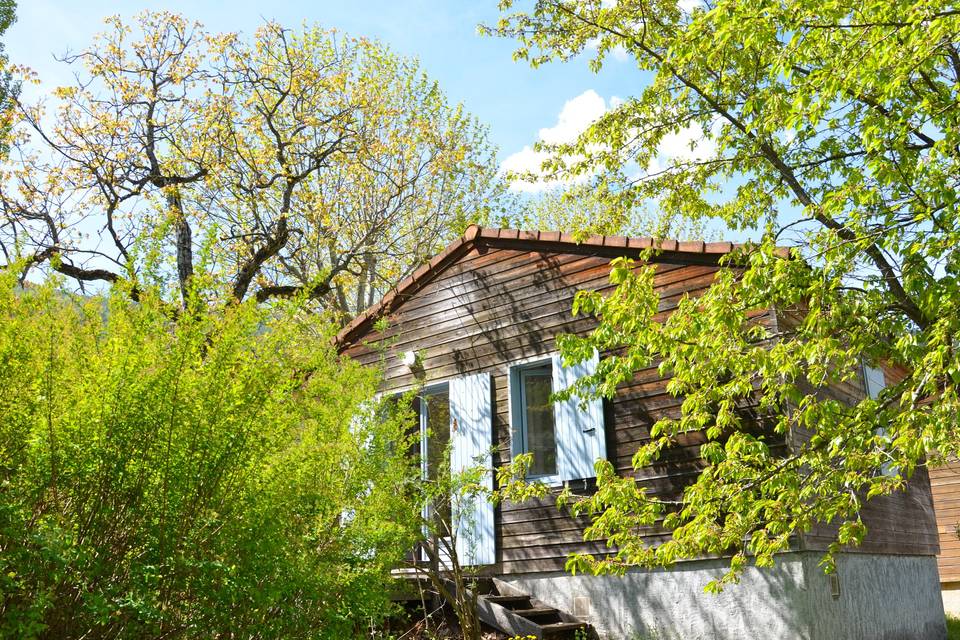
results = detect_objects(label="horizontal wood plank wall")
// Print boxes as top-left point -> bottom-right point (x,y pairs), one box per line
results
930,461 -> 960,582
775,308 -> 939,558
342,245 -> 777,575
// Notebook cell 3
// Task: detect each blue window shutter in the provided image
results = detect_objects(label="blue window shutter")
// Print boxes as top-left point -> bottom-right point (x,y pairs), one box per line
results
449,372 -> 495,566
552,350 -> 606,482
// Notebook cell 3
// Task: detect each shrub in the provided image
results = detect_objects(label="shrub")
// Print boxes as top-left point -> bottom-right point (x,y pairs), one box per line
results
0,275 -> 419,639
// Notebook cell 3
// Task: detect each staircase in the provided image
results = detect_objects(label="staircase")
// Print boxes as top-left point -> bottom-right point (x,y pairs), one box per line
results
466,577 -> 594,639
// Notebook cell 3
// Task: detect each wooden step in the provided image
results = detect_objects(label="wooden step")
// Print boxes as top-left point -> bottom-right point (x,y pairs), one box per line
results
512,607 -> 560,618
446,577 -> 593,639
540,621 -> 589,638
511,606 -> 562,621
482,594 -> 532,607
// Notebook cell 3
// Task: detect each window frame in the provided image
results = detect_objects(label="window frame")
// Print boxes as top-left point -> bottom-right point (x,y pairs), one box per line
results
386,373 -> 496,567
862,360 -> 896,478
508,355 -> 563,486
413,380 -> 454,565
418,381 -> 451,482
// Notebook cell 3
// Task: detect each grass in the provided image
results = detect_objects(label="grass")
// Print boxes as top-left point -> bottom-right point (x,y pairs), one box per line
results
947,615 -> 960,640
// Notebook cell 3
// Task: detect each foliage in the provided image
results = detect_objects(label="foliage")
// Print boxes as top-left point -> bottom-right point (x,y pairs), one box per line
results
0,269 -> 420,639
489,184 -> 711,240
489,0 -> 960,588
947,615 -> 960,640
411,440 -> 546,640
0,0 -> 16,150
1,12 -> 500,317
414,445 -> 486,640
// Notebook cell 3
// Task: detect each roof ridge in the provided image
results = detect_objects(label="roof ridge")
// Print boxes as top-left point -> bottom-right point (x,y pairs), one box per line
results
333,224 -> 771,350
473,225 -> 746,254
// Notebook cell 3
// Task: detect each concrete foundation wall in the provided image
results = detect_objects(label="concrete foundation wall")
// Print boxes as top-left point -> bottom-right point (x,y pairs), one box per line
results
941,582 -> 960,617
503,552 -> 945,640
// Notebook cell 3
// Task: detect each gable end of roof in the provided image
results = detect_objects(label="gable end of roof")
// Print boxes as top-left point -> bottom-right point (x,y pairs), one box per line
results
334,225 -> 766,350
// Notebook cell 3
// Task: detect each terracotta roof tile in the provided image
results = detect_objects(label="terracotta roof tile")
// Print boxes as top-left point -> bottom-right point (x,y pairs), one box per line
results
706,241 -> 734,254
605,235 -> 628,248
678,240 -> 705,253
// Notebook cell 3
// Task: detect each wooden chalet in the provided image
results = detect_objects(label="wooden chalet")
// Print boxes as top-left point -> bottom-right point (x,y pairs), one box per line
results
336,225 -> 945,640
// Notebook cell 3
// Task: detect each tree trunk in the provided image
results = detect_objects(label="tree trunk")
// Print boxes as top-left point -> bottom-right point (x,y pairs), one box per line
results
169,189 -> 193,305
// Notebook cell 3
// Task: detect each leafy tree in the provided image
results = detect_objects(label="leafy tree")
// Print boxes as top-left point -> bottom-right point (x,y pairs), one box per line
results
1,12 -> 499,317
0,0 -> 16,147
491,184 -> 711,239
488,0 -> 960,587
0,269 -> 420,639
414,446 -> 488,640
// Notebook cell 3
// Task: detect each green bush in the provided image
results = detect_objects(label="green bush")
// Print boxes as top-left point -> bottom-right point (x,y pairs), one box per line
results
947,615 -> 960,640
0,275 -> 419,639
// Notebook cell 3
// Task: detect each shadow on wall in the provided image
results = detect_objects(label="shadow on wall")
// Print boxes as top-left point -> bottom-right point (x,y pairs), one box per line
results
506,552 -> 946,640
449,252 -> 571,378
520,555 -> 812,640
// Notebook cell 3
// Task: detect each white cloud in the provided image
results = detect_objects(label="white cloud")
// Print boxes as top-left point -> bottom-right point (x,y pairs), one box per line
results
631,120 -> 717,183
501,92 -> 719,193
499,147 -> 554,194
658,121 -> 716,162
501,90 -> 613,193
537,89 -> 608,145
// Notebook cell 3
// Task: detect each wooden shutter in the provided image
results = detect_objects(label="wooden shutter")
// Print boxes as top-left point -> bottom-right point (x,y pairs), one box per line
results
449,372 -> 495,566
552,351 -> 607,482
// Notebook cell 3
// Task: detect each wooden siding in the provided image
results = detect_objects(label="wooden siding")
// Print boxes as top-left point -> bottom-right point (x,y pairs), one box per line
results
343,246 -> 938,575
931,461 -> 960,582
343,245 -> 767,574
775,309 -> 940,558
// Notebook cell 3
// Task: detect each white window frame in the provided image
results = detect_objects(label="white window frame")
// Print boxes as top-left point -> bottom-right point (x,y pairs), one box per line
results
418,381 -> 451,481
388,374 -> 495,567
862,361 -> 896,478
415,379 -> 453,565
508,354 -> 564,486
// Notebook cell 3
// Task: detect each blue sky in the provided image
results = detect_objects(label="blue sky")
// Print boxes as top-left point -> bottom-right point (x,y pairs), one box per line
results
6,0 -> 650,189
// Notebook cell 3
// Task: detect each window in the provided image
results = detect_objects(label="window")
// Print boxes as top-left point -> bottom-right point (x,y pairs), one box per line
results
863,361 -> 896,477
412,374 -> 495,567
419,384 -> 451,526
515,363 -> 558,478
509,352 -> 607,484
